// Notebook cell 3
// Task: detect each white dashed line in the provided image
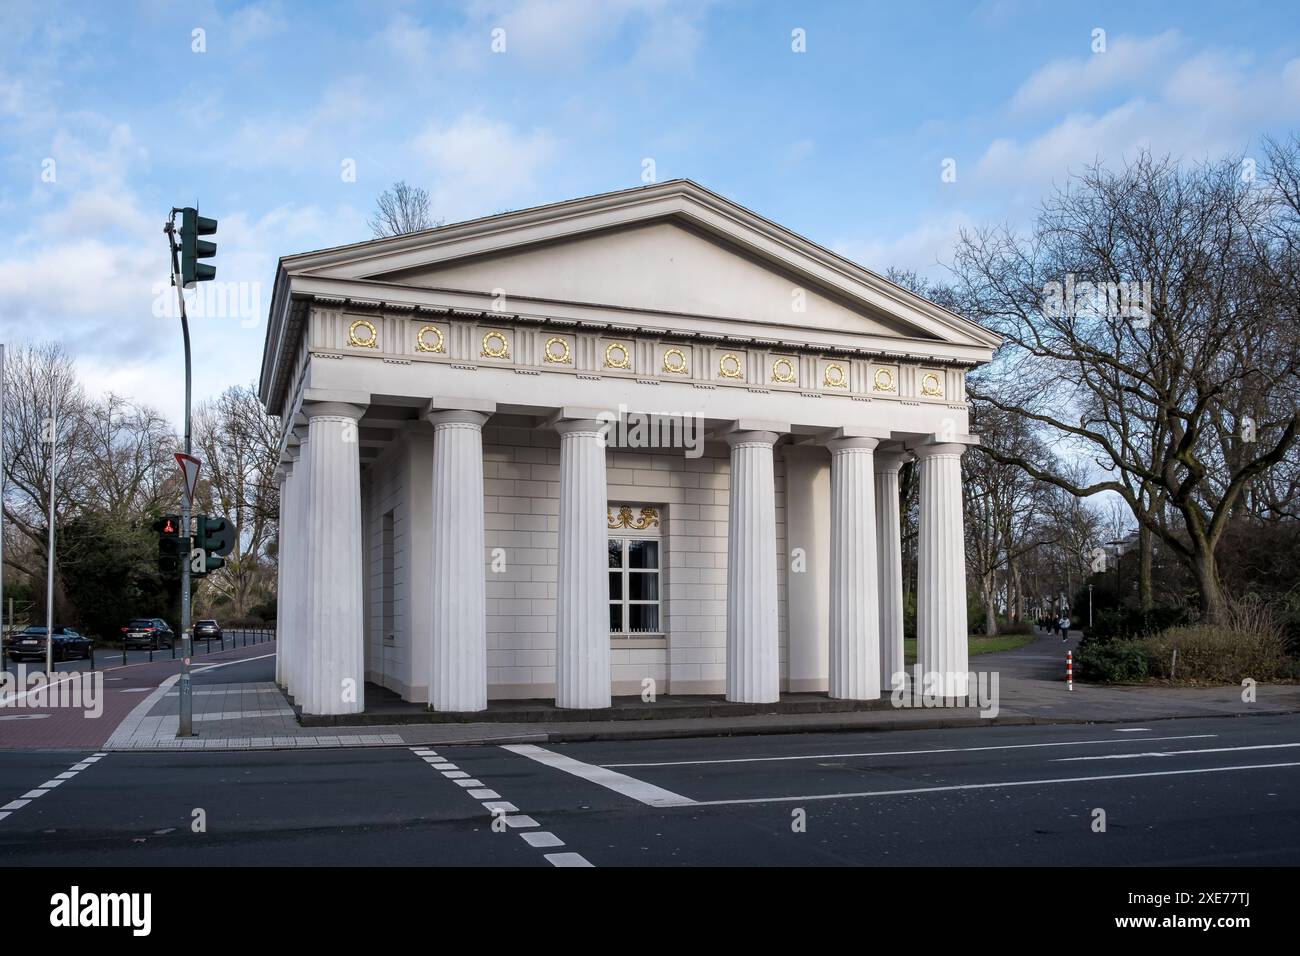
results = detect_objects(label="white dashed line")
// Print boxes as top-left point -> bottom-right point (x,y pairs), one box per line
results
521,831 -> 565,848
0,752 -> 105,825
411,748 -> 594,867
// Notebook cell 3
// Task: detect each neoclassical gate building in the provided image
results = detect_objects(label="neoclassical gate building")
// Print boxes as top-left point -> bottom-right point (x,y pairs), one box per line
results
259,180 -> 999,715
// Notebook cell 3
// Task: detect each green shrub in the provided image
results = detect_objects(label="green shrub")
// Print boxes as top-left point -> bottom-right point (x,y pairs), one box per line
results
1078,639 -> 1149,682
1144,624 -> 1293,683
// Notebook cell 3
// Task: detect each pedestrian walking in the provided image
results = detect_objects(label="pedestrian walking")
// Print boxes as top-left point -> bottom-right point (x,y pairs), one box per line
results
1058,614 -> 1070,642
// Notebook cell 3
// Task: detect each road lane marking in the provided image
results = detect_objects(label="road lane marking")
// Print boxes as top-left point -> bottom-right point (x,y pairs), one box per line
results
1056,742 -> 1300,762
503,743 -> 697,807
601,734 -> 1221,768
0,752 -> 107,824
522,831 -> 565,848
409,747 -> 593,866
1115,728 -> 1151,732
679,760 -> 1300,807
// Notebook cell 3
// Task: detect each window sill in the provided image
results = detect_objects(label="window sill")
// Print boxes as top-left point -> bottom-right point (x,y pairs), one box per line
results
610,635 -> 667,649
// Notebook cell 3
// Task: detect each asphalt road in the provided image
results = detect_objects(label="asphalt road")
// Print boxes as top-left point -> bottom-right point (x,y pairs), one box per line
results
1,630 -> 273,674
1,713 -> 1297,866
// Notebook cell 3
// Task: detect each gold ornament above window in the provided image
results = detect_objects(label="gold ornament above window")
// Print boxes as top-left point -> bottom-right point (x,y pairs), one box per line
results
718,353 -> 743,379
348,318 -> 378,349
544,336 -> 571,364
662,347 -> 688,374
604,342 -> 632,369
481,330 -> 510,360
771,357 -> 796,384
416,324 -> 445,353
873,367 -> 896,392
823,363 -> 848,389
608,505 -> 660,530
921,372 -> 943,397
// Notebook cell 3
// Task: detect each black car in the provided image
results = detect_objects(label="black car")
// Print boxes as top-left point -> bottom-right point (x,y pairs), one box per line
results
121,618 -> 175,649
4,626 -> 93,662
194,619 -> 223,641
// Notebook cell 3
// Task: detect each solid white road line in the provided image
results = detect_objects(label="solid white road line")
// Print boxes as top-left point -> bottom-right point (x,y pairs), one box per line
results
503,743 -> 698,807
601,734 -> 1220,769
1056,742 -> 1300,762
680,760 -> 1300,807
1115,728 -> 1152,732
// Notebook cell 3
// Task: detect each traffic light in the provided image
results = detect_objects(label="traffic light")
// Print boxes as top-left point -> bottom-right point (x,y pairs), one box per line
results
196,515 -> 234,574
179,207 -> 217,288
153,514 -> 188,577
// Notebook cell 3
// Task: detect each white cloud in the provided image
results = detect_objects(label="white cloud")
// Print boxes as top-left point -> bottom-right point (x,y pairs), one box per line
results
1010,31 -> 1182,114
833,211 -> 975,278
414,114 -> 557,219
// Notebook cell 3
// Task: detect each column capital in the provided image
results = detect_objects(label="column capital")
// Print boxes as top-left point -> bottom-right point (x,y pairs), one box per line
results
425,408 -> 490,429
911,441 -> 971,460
426,396 -> 496,418
873,450 -> 911,473
301,400 -> 366,422
828,436 -> 879,454
552,417 -> 607,437
725,429 -> 779,449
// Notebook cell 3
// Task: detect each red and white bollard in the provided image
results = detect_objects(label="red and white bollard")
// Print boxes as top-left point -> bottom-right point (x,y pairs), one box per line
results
1067,650 -> 1073,691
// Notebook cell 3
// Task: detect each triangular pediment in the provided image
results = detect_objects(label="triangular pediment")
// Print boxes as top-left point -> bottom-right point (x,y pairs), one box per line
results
276,180 -> 1000,354
371,219 -> 929,339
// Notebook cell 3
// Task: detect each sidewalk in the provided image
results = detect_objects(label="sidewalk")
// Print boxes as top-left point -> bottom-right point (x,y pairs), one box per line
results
88,631 -> 1300,751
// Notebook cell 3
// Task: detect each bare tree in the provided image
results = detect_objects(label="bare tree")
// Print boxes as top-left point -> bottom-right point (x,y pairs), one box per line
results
192,385 -> 281,618
369,181 -> 439,238
949,149 -> 1300,625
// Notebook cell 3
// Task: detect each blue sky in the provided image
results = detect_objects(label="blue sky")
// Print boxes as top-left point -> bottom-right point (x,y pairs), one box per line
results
3,0 -> 1300,424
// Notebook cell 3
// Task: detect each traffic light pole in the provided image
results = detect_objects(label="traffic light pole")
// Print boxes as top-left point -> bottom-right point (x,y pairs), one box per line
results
165,212 -> 194,738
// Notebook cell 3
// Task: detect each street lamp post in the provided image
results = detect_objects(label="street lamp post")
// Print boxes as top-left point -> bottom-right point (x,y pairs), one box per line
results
1088,583 -> 1094,629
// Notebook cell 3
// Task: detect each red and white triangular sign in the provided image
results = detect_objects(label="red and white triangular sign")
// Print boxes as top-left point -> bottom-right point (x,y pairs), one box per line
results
175,453 -> 201,505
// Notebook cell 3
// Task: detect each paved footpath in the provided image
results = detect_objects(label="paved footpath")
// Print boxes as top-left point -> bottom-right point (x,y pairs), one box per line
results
4,630 -> 1298,752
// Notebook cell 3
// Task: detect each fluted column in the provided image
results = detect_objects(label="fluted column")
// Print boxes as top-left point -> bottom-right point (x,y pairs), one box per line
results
274,462 -> 292,689
916,442 -> 970,698
555,419 -> 610,709
726,430 -> 779,703
427,410 -> 489,712
874,452 -> 907,688
302,402 -> 366,716
288,435 -> 308,703
828,438 -> 880,699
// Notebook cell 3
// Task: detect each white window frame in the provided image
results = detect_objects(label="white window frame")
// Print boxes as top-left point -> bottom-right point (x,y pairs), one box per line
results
608,536 -> 663,639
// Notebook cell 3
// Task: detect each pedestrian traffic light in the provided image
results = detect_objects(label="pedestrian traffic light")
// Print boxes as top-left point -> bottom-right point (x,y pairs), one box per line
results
196,515 -> 234,574
179,207 -> 217,288
153,514 -> 188,577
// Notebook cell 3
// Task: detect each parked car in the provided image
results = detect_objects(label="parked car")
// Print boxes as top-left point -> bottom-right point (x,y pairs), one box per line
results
194,620 -> 223,641
4,625 -> 93,662
121,618 -> 175,649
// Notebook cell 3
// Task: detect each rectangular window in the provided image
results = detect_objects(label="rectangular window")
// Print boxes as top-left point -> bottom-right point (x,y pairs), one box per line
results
608,537 -> 661,636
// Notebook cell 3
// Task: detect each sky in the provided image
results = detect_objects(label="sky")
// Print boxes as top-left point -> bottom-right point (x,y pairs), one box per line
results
3,0 -> 1300,427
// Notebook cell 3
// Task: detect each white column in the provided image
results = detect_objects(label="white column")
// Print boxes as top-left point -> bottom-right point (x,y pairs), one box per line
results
554,419 -> 611,709
874,452 -> 906,689
427,410 -> 489,712
828,438 -> 880,699
302,402 -> 366,716
288,436 -> 308,704
274,462 -> 292,689
726,430 -> 779,703
916,442 -> 970,697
